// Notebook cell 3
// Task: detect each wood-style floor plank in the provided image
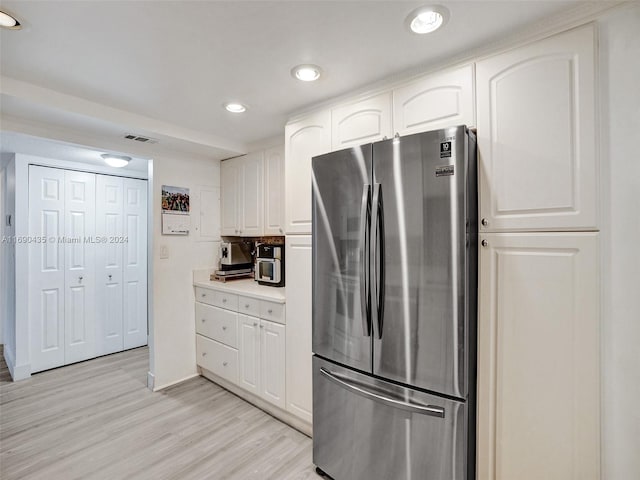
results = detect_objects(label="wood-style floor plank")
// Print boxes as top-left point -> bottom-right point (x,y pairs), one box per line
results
0,347 -> 322,480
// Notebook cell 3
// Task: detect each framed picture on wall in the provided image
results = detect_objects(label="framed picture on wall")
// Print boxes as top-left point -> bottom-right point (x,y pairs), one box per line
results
161,185 -> 190,214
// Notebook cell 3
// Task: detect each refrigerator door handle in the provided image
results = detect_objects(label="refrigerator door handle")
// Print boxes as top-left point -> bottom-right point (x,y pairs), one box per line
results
359,184 -> 372,337
371,183 -> 385,339
320,368 -> 446,418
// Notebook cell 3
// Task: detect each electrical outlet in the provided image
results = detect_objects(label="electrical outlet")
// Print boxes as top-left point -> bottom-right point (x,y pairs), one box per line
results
160,245 -> 169,259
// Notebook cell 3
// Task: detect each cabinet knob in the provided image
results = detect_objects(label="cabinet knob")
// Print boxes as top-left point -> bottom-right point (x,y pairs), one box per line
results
201,293 -> 206,298
222,298 -> 227,303
260,325 -> 264,329
268,309 -> 273,314
245,304 -> 250,309
279,228 -> 283,233
253,322 -> 258,327
481,218 -> 489,227
201,318 -> 206,323
481,239 -> 489,247
78,276 -> 83,282
108,274 -> 112,281
222,326 -> 227,331
202,352 -> 207,357
223,361 -> 228,367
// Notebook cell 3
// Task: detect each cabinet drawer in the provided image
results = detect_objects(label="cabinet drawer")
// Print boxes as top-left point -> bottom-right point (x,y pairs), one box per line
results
195,287 -> 238,310
238,295 -> 260,317
195,303 -> 238,348
260,300 -> 285,324
196,334 -> 238,385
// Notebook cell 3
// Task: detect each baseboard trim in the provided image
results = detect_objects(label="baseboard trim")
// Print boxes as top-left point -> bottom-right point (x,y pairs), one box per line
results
4,344 -> 31,381
147,371 -> 155,390
199,368 -> 313,437
153,373 -> 199,392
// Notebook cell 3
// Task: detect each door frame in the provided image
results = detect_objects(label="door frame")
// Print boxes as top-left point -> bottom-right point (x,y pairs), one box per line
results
11,153 -> 154,384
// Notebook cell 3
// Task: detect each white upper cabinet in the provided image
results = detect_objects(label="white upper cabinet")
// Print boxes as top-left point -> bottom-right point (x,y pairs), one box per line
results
239,151 -> 264,237
285,110 -> 331,235
393,64 -> 475,135
220,159 -> 240,236
476,25 -> 597,232
331,92 -> 393,150
221,152 -> 264,237
263,145 -> 285,235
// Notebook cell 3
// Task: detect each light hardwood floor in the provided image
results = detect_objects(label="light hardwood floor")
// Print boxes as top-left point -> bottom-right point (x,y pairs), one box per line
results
0,347 -> 322,480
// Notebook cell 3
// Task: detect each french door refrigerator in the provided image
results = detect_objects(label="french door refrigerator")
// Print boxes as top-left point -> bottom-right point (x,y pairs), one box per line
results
312,125 -> 477,480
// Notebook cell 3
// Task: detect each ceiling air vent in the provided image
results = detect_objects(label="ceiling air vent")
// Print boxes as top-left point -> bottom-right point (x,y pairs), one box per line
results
123,133 -> 158,144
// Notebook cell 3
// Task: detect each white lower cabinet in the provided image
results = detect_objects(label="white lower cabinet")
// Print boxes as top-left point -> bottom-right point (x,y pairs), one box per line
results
477,232 -> 600,480
196,289 -> 286,412
238,315 -> 286,409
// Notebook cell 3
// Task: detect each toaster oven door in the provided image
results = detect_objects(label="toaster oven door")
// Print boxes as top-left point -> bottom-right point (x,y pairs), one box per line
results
257,259 -> 281,283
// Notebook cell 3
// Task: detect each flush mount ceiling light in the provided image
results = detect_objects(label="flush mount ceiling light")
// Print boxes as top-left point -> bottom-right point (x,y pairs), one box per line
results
406,5 -> 449,34
224,102 -> 247,113
291,64 -> 322,82
0,10 -> 21,29
101,154 -> 131,168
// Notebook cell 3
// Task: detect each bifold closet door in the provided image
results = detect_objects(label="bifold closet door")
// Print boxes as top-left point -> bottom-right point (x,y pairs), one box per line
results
96,175 -> 125,355
29,166 -> 66,372
123,178 -> 148,349
29,166 -> 96,372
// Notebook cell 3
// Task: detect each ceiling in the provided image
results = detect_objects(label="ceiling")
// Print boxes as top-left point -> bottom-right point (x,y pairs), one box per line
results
0,1 -> 604,161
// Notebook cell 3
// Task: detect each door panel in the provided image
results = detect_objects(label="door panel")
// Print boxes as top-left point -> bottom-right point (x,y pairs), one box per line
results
64,170 -> 96,365
260,319 -> 286,409
313,356 -> 468,480
238,314 -> 260,396
123,178 -> 148,349
29,166 -> 66,372
96,175 -> 124,355
372,126 -> 474,398
312,145 -> 373,373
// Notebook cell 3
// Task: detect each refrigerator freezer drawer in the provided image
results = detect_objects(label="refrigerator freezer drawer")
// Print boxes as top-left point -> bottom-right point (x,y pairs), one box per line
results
313,356 -> 470,480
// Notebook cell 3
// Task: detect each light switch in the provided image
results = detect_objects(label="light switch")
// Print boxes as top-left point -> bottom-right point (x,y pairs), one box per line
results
160,245 -> 169,259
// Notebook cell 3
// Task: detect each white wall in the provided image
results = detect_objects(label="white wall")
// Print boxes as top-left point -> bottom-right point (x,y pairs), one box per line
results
2,157 -> 16,369
599,5 -> 640,479
151,154 -> 221,390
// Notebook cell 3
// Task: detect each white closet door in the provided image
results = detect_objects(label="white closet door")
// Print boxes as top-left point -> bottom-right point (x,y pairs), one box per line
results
63,170 -> 96,365
29,166 -> 66,372
95,175 -> 124,355
123,178 -> 148,349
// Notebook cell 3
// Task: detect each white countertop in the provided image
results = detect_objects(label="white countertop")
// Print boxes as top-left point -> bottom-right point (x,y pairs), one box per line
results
193,269 -> 285,303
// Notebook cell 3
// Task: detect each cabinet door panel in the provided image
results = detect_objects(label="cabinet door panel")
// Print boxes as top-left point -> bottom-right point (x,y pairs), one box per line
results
238,314 -> 260,395
260,319 -> 286,409
393,64 -> 475,135
477,232 -> 599,480
285,236 -> 313,423
285,111 -> 331,234
476,25 -> 596,231
264,145 -> 284,235
331,92 -> 392,150
221,160 -> 240,235
240,152 -> 264,236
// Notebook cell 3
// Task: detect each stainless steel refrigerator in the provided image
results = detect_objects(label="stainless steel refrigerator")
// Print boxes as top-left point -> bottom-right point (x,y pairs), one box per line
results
311,125 -> 477,480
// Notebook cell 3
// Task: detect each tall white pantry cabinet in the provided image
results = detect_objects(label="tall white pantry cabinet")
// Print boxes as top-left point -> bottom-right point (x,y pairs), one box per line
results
475,25 -> 600,480
28,165 -> 148,373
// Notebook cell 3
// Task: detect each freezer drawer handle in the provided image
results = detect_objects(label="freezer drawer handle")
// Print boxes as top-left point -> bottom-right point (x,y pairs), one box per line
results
319,368 -> 445,418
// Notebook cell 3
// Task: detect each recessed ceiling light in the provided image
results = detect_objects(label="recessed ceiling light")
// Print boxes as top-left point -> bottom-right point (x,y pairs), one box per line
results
291,64 -> 322,82
101,154 -> 131,168
0,10 -> 21,29
406,5 -> 449,34
224,102 -> 247,113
